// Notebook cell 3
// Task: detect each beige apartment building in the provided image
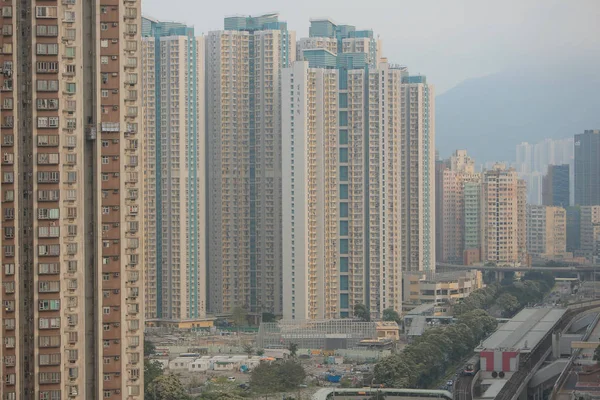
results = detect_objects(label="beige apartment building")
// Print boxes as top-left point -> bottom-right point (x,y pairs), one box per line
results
441,150 -> 480,263
141,19 -> 206,322
481,164 -> 528,265
0,1 -> 144,399
401,76 -> 436,272
579,206 -> 600,263
526,205 -> 568,260
403,270 -> 483,305
206,14 -> 295,315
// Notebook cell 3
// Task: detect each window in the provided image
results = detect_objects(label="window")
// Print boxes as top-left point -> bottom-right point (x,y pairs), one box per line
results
38,281 -> 60,293
65,135 -> 76,147
63,11 -> 75,22
39,300 -> 60,311
36,80 -> 59,92
38,226 -> 60,238
37,135 -> 60,146
38,208 -> 60,220
39,317 -> 61,329
4,318 -> 15,330
66,171 -> 77,183
37,98 -> 59,109
101,23 -> 108,31
38,189 -> 60,201
65,47 -> 75,58
38,244 -> 60,256
4,263 -> 15,275
65,64 -> 76,75
65,82 -> 76,93
1,98 -> 13,110
39,353 -> 61,366
36,43 -> 58,55
101,40 -> 108,48
39,372 -> 61,384
37,153 -> 59,165
36,25 -> 59,36
64,28 -> 76,41
38,263 -> 60,275
4,190 -> 14,201
36,6 -> 58,18
4,336 -> 15,348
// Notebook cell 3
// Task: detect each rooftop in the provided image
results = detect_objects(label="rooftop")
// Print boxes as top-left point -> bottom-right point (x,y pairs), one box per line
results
476,307 -> 567,353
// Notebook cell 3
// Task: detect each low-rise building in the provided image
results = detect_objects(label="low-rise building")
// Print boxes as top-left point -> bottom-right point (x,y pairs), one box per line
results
403,270 -> 483,305
375,321 -> 400,341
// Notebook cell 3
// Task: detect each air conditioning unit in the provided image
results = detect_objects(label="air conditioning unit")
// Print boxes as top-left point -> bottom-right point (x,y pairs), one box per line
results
113,23 -> 118,27
112,105 -> 118,110
112,89 -> 119,94
111,55 -> 118,60
111,39 -> 118,43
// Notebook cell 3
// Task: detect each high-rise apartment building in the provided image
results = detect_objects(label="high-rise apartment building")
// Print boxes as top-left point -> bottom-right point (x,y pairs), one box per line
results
282,18 -> 432,320
441,150 -> 480,263
542,164 -> 570,207
579,206 -> 600,262
574,130 -> 600,206
142,18 -> 206,321
282,58 -> 405,320
464,181 -> 482,252
206,14 -> 295,315
481,164 -> 528,265
526,205 -> 567,260
434,154 -> 449,263
401,76 -> 436,272
0,1 -> 143,398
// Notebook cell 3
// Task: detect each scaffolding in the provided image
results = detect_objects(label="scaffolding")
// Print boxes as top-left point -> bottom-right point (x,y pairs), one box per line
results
257,319 -> 377,350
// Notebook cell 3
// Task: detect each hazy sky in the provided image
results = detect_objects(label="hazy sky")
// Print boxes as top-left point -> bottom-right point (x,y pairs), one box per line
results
142,0 -> 600,94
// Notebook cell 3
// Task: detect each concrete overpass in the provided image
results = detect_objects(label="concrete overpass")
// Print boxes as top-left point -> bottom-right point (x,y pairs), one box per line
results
436,263 -> 600,281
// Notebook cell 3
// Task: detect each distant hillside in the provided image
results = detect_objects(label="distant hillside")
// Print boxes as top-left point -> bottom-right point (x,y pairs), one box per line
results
435,62 -> 600,164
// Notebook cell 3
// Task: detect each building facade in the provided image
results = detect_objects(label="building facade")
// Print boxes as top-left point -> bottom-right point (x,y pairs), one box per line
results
402,270 -> 483,305
542,164 -> 570,207
574,130 -> 600,206
441,150 -> 480,264
481,164 -> 528,265
206,14 -> 295,315
282,19 -> 412,320
142,18 -> 206,321
526,205 -> 567,260
401,76 -> 436,272
0,0 -> 144,398
579,206 -> 600,262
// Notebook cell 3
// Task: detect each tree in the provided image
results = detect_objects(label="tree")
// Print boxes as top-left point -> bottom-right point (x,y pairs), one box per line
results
354,303 -> 370,322
256,349 -> 265,356
231,306 -> 248,327
382,308 -> 401,323
287,342 -> 299,358
146,373 -> 189,400
242,343 -> 254,358
145,340 -> 156,357
262,312 -> 277,323
144,359 -> 164,392
250,360 -> 306,393
495,293 -> 520,317
201,381 -> 246,400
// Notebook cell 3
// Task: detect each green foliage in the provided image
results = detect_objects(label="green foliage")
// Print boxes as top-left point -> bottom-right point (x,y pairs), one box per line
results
256,349 -> 265,356
454,273 -> 555,318
262,312 -> 277,323
287,342 -> 299,358
354,303 -> 371,322
144,359 -> 164,392
231,306 -> 248,327
374,310 -> 497,389
382,308 -> 401,323
242,343 -> 254,357
145,340 -> 157,357
250,360 -> 306,393
146,373 -> 190,400
200,381 -> 246,400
